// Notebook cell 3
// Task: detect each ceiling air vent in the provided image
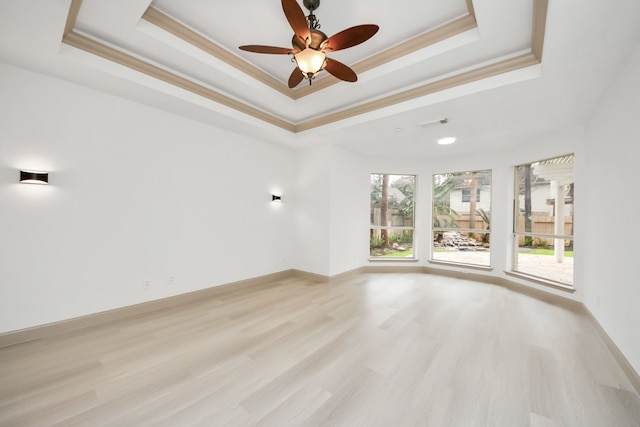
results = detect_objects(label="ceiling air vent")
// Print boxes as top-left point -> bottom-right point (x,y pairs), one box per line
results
419,118 -> 449,128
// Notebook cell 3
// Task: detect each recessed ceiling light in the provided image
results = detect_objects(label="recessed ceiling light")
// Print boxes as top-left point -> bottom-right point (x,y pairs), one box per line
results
437,137 -> 457,145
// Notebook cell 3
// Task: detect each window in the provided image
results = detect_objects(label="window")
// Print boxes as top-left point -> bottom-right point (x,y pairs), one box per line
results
461,188 -> 481,203
432,170 -> 491,267
513,154 -> 574,287
370,174 -> 415,258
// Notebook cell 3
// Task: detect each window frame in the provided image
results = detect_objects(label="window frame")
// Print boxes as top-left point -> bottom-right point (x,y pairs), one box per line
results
431,169 -> 492,268
511,154 -> 575,290
369,173 -> 417,260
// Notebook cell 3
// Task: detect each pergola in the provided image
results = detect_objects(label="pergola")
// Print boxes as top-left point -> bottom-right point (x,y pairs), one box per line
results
532,154 -> 574,263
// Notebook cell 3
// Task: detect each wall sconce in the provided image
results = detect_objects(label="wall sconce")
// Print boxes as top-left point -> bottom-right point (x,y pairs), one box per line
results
20,170 -> 49,185
272,195 -> 282,202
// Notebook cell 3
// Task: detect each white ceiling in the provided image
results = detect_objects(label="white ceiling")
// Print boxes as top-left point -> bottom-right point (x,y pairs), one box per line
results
1,0 -> 639,159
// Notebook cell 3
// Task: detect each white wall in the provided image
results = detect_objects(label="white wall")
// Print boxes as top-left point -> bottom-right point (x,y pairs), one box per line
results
328,146 -> 368,276
0,63 -> 295,333
293,145 -> 332,275
583,45 -> 640,374
293,145 -> 368,277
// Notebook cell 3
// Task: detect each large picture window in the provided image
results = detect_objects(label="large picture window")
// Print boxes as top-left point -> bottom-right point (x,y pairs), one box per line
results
432,170 -> 491,267
370,174 -> 415,258
513,154 -> 574,287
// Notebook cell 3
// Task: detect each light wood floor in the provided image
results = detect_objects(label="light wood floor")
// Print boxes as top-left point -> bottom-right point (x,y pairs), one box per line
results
1,273 -> 639,427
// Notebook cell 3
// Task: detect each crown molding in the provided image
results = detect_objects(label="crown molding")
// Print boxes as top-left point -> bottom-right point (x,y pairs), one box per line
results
60,0 -> 548,134
142,6 -> 290,98
63,0 -> 82,36
62,30 -> 296,132
296,52 -> 540,132
532,0 -> 549,61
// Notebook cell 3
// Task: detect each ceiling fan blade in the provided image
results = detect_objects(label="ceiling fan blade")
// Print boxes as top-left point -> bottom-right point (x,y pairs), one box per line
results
324,25 -> 379,52
282,0 -> 310,42
239,45 -> 293,55
288,67 -> 305,88
324,58 -> 357,82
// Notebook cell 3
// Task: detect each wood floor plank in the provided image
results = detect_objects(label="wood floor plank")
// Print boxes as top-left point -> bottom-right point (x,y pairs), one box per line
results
1,273 -> 639,426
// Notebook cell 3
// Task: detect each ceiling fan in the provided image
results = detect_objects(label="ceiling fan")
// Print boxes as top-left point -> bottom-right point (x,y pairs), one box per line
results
239,0 -> 379,88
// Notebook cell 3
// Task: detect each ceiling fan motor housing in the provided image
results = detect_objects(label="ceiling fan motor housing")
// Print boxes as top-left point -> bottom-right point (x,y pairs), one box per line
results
292,29 -> 328,51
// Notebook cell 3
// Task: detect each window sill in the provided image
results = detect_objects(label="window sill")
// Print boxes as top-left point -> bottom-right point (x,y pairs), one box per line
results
428,259 -> 493,272
368,257 -> 420,262
504,270 -> 575,293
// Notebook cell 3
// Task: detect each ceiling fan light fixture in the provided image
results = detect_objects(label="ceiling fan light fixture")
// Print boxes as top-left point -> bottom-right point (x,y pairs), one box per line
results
239,0 -> 378,88
294,48 -> 326,76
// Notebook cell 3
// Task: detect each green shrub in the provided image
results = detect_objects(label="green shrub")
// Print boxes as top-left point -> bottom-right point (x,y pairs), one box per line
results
533,237 -> 550,248
401,230 -> 413,244
370,235 -> 384,248
388,231 -> 413,245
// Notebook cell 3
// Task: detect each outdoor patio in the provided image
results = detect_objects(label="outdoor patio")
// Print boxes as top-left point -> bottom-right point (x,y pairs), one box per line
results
432,250 -> 574,285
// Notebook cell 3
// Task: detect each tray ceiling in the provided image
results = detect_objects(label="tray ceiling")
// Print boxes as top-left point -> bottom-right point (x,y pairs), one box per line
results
61,0 -> 543,130
1,0 -> 639,157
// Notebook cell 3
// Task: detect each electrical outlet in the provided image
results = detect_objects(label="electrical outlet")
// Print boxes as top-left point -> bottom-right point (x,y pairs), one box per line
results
170,276 -> 175,285
145,280 -> 151,288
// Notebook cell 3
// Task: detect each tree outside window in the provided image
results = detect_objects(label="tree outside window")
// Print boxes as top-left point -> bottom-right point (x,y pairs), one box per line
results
370,174 -> 415,258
